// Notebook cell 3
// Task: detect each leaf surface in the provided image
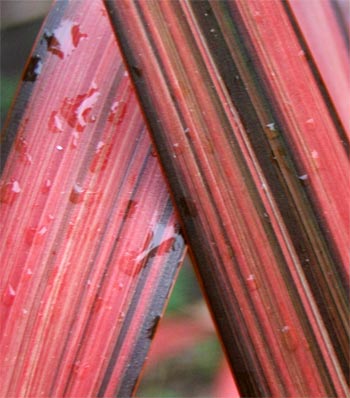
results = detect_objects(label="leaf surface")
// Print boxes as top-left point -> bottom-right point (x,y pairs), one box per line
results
0,1 -> 185,396
105,0 -> 349,396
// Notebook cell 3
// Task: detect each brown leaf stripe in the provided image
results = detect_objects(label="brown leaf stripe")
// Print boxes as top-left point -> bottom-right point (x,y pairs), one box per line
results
0,1 -> 185,397
105,0 -> 349,396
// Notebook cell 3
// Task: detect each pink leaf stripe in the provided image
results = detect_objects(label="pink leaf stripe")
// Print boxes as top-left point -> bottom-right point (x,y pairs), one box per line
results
289,0 -> 350,136
0,1 -> 185,397
105,0 -> 349,396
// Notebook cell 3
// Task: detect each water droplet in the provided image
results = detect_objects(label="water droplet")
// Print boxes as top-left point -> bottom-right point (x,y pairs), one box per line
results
12,181 -> 21,193
22,308 -> 28,315
25,226 -> 48,245
71,131 -> 79,148
253,10 -> 263,23
311,150 -> 319,159
0,180 -> 21,204
93,296 -> 103,313
14,136 -> 33,164
26,268 -> 33,276
246,274 -> 259,291
48,111 -> 63,133
66,221 -> 75,239
44,20 -> 87,59
56,145 -> 63,151
118,311 -> 125,322
110,101 -> 119,113
90,141 -> 111,172
184,127 -> 190,134
61,87 -> 100,132
150,147 -> 158,157
178,197 -> 198,218
15,136 -> 28,155
298,174 -> 308,181
298,50 -> 305,57
108,99 -> 127,124
125,199 -> 138,218
71,24 -> 88,47
2,284 -> 16,306
23,55 -> 42,82
118,282 -> 124,290
210,28 -> 216,33
305,118 -> 315,130
69,183 -> 85,204
280,325 -> 299,351
131,65 -> 142,77
42,179 -> 52,194
266,122 -> 276,131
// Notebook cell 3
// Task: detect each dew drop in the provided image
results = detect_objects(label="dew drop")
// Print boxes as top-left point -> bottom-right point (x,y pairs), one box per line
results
66,221 -> 75,239
71,24 -> 88,47
305,118 -> 315,130
12,181 -> 21,193
93,296 -> 103,313
266,122 -> 276,131
71,131 -> 79,148
23,55 -> 42,82
246,274 -> 259,291
280,325 -> 299,351
2,284 -> 16,306
48,111 -> 63,133
298,174 -> 308,181
69,183 -> 85,204
108,99 -> 127,124
14,136 -> 33,163
25,226 -> 47,245
44,20 -> 87,59
56,145 -> 63,151
42,179 -> 52,194
311,150 -> 319,159
118,311 -> 126,322
61,87 -> 100,132
90,141 -> 111,172
15,136 -> 28,155
0,180 -> 21,204
96,140 -> 105,151
125,199 -> 138,218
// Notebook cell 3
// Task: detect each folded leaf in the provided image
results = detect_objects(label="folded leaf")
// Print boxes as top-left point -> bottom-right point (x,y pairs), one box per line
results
105,0 -> 349,396
0,1 -> 185,396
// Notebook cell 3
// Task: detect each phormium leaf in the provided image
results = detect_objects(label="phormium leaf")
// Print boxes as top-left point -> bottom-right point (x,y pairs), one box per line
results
0,1 -> 186,397
105,0 -> 349,396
